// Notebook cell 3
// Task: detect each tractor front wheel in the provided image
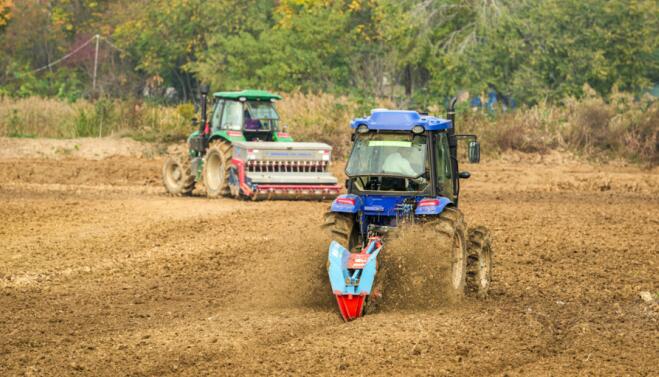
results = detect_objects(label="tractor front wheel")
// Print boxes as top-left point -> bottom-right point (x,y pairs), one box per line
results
162,151 -> 196,196
466,226 -> 493,297
203,140 -> 233,198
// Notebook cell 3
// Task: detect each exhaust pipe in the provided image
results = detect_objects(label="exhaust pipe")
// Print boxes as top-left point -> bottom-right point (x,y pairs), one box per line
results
199,84 -> 210,135
446,97 -> 459,198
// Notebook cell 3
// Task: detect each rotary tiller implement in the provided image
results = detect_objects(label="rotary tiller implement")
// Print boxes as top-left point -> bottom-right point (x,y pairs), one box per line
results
328,236 -> 383,321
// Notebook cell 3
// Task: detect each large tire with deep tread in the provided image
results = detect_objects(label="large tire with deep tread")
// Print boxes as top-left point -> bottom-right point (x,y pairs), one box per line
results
429,207 -> 468,297
323,211 -> 359,250
203,140 -> 233,198
369,207 -> 467,313
466,226 -> 493,297
162,150 -> 196,196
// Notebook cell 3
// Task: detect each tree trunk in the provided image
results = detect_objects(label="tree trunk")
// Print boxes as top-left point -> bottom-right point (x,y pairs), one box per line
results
404,65 -> 413,96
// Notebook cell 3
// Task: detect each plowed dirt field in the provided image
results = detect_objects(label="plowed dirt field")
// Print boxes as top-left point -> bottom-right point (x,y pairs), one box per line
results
1,138 -> 657,376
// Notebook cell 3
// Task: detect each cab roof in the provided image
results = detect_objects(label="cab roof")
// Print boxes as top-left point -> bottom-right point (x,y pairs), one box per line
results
213,89 -> 282,101
350,110 -> 452,131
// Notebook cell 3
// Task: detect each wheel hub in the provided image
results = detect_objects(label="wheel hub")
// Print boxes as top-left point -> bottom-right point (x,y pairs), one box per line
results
171,166 -> 182,181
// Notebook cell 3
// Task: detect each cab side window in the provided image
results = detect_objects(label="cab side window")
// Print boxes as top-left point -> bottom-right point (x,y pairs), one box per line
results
211,100 -> 224,131
220,101 -> 243,130
435,134 -> 454,197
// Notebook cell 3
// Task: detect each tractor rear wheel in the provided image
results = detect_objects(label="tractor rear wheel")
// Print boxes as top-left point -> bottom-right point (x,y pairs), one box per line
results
162,151 -> 196,196
203,140 -> 233,198
466,226 -> 493,297
433,207 -> 468,297
323,211 -> 359,251
368,208 -> 467,313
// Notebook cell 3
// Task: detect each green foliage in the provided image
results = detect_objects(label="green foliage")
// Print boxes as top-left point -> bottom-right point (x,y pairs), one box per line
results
113,0 -> 275,100
74,98 -> 115,137
445,0 -> 659,103
6,108 -> 28,137
0,0 -> 657,106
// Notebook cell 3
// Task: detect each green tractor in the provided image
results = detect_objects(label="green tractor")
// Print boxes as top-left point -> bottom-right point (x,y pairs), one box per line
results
162,86 -> 341,200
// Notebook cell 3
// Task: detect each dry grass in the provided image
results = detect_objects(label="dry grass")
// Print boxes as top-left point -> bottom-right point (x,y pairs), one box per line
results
0,96 -> 190,141
459,104 -> 564,154
563,88 -> 658,165
277,91 -> 395,158
276,91 -> 356,159
0,96 -> 85,138
452,85 -> 657,165
1,89 -> 656,165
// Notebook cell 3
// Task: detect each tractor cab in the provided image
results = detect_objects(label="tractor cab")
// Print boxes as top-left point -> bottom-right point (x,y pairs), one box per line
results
344,110 -> 479,204
210,90 -> 283,142
346,131 -> 436,195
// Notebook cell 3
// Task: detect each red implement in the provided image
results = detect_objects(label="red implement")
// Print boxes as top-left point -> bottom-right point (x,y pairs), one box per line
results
335,294 -> 366,321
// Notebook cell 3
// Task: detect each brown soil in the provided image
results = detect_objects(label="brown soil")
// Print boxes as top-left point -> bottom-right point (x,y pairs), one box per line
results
1,141 -> 658,376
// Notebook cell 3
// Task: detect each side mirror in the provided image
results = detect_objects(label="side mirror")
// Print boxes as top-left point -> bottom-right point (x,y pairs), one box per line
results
345,179 -> 353,192
199,84 -> 209,96
468,141 -> 480,163
458,171 -> 471,179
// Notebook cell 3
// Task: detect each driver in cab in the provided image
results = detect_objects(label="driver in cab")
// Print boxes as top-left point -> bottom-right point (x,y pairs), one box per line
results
382,147 -> 422,176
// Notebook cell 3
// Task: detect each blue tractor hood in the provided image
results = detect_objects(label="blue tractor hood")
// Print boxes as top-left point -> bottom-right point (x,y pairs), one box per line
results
350,110 -> 452,132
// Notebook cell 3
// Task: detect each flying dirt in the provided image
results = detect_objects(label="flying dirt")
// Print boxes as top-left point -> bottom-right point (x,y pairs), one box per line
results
0,138 -> 658,376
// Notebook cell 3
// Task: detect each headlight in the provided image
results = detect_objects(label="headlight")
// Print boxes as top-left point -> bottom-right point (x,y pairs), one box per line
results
357,124 -> 369,133
412,125 -> 425,134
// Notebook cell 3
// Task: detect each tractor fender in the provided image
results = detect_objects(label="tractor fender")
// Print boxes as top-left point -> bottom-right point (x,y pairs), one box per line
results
208,130 -> 246,143
414,196 -> 453,216
330,194 -> 362,213
187,130 -> 201,143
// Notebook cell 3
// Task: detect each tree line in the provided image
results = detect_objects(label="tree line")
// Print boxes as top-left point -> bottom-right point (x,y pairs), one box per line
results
0,0 -> 657,106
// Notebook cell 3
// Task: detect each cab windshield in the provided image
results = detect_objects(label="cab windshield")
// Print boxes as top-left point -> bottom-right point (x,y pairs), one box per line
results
346,133 -> 426,178
245,101 -> 279,131
346,133 -> 429,192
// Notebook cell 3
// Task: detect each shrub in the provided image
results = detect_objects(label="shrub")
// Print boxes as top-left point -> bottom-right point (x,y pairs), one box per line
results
0,92 -> 655,165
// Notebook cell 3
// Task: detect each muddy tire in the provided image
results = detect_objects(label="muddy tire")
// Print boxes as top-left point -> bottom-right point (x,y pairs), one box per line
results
323,211 -> 360,250
466,226 -> 493,297
371,207 -> 467,312
432,207 -> 468,296
203,140 -> 233,198
162,151 -> 196,196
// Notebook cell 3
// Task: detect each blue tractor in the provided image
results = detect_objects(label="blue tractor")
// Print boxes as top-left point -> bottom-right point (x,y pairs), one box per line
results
325,100 -> 493,321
